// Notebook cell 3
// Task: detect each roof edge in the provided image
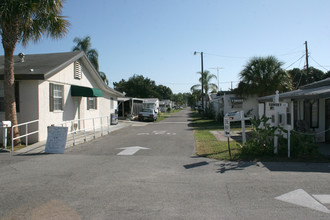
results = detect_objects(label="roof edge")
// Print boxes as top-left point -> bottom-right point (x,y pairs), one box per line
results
43,51 -> 84,79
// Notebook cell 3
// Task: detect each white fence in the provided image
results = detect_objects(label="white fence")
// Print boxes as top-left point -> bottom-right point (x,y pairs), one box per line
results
8,115 -> 114,151
11,119 -> 39,151
54,116 -> 112,146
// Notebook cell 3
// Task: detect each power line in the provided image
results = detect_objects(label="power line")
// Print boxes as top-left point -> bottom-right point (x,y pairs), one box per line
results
310,56 -> 329,72
284,54 -> 305,70
203,52 -> 247,59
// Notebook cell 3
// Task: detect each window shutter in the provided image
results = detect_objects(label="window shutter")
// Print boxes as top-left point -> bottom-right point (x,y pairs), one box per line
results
61,85 -> 64,110
74,61 -> 82,79
49,83 -> 54,112
87,97 -> 90,110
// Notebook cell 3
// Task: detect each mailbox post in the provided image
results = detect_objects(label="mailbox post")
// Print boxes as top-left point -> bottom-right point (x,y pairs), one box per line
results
0,121 -> 12,149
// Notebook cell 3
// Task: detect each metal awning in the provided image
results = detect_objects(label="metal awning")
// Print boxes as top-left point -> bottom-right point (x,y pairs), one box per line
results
258,85 -> 330,102
71,85 -> 103,97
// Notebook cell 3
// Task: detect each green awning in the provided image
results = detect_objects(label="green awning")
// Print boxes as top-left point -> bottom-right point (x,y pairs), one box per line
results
71,85 -> 103,97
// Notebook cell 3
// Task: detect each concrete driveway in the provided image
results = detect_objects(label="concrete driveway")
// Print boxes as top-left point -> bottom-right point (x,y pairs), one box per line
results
1,109 -> 330,219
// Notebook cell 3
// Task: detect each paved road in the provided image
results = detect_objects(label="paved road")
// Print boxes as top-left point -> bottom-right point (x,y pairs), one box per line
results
1,109 -> 330,219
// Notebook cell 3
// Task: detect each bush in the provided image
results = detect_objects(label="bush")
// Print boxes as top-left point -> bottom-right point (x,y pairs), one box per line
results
241,115 -> 319,160
205,105 -> 216,120
216,111 -> 224,123
290,132 -> 318,158
240,116 -> 276,157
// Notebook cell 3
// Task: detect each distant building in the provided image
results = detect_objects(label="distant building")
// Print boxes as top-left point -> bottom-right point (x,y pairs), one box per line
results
209,91 -> 259,119
159,100 -> 173,113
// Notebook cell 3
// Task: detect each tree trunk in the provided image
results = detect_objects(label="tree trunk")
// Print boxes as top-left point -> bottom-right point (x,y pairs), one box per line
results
3,39 -> 21,146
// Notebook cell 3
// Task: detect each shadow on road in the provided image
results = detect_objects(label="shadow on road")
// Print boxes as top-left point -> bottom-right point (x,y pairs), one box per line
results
183,161 -> 209,169
214,161 -> 330,174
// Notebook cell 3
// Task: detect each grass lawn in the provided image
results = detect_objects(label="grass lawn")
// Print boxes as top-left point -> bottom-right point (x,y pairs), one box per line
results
191,111 -> 330,162
191,112 -> 243,160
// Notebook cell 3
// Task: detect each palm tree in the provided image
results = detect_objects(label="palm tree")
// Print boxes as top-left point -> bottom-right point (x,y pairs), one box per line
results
191,70 -> 217,112
0,0 -> 69,145
236,56 -> 292,97
73,36 -> 99,72
191,70 -> 218,95
99,71 -> 109,86
73,36 -> 110,85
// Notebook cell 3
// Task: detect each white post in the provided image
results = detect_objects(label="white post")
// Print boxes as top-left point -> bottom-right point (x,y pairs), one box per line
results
71,121 -> 75,146
240,111 -> 246,144
287,126 -> 291,158
3,127 -> 7,149
25,124 -> 28,146
11,127 -> 14,151
100,117 -> 103,136
273,91 -> 279,154
274,112 -> 278,154
107,116 -> 110,134
93,118 -> 96,139
83,119 -> 86,142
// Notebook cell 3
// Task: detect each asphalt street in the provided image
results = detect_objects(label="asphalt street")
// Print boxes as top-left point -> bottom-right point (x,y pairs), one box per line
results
1,109 -> 330,219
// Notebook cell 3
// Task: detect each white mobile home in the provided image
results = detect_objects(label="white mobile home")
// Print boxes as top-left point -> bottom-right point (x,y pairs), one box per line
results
0,51 -> 124,143
143,98 -> 159,113
258,78 -> 330,142
209,92 -> 259,118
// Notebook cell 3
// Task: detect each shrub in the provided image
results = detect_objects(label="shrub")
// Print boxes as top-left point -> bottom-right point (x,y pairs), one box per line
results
289,132 -> 318,158
241,115 -> 276,157
241,115 -> 319,160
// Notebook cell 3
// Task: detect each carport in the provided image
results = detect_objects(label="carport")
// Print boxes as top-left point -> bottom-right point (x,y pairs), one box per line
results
117,97 -> 143,119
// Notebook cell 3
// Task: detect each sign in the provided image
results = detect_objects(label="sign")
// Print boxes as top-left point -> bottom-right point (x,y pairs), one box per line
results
230,98 -> 244,103
269,102 -> 288,108
224,117 -> 230,137
45,126 -> 68,154
0,121 -> 11,127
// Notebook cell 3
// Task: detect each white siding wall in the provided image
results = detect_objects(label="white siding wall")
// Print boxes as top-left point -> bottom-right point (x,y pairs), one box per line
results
0,80 -> 39,143
37,61 -> 115,142
259,98 -> 326,142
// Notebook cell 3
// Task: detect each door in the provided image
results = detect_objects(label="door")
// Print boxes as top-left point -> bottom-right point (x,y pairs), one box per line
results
326,99 -> 330,142
73,97 -> 81,131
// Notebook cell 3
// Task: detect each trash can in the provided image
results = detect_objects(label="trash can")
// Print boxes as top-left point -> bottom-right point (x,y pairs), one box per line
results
111,112 -> 118,125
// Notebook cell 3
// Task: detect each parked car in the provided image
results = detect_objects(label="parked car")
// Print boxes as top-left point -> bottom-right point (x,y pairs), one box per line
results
225,111 -> 241,121
138,108 -> 157,122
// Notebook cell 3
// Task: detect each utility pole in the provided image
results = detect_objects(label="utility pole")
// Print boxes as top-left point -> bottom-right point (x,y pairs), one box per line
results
305,41 -> 309,75
194,51 -> 204,118
209,66 -> 223,92
201,52 -> 204,116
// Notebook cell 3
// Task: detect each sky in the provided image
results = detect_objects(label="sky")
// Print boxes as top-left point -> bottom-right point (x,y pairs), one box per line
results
1,0 -> 330,94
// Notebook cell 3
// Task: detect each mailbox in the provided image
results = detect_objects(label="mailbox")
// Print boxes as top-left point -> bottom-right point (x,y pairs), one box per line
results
1,121 -> 11,149
0,121 -> 11,128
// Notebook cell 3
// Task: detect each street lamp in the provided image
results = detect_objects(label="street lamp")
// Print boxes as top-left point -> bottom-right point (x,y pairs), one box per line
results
194,51 -> 204,117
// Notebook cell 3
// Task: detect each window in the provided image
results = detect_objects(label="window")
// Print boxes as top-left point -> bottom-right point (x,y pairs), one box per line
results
87,97 -> 97,110
0,81 -> 20,112
310,100 -> 319,128
303,99 -> 319,128
74,61 -> 82,79
49,83 -> 64,111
